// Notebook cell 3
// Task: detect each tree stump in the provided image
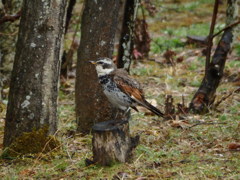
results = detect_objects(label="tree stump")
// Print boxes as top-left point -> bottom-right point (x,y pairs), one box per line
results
92,120 -> 139,166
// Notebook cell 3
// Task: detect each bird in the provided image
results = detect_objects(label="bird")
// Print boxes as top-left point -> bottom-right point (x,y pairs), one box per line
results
89,57 -> 164,117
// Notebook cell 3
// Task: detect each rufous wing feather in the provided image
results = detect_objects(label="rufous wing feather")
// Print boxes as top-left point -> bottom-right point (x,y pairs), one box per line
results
111,70 -> 164,117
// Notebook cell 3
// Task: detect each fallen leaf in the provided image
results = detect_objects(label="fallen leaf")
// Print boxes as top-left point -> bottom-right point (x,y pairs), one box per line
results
19,169 -> 36,176
228,143 -> 240,151
170,120 -> 191,129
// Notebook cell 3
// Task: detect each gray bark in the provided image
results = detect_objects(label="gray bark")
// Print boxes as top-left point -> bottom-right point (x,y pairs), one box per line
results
226,0 -> 239,44
75,0 -> 120,133
117,0 -> 139,71
3,0 -> 67,147
226,0 -> 239,25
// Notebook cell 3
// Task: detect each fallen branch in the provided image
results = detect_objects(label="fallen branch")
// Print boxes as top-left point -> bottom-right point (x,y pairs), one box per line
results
0,10 -> 21,25
189,122 -> 227,129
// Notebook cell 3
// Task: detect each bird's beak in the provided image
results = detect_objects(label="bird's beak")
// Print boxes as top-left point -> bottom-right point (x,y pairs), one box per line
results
89,61 -> 97,65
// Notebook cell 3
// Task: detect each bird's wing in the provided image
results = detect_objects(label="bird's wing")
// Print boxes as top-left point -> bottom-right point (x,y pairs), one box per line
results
111,69 -> 145,102
111,69 -> 164,117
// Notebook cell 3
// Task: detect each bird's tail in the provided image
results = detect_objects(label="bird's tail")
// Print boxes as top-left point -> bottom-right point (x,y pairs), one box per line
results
141,100 -> 164,117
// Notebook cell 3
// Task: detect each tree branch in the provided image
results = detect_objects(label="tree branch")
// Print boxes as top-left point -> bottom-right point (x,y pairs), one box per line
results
0,10 -> 21,25
213,19 -> 240,38
205,0 -> 219,72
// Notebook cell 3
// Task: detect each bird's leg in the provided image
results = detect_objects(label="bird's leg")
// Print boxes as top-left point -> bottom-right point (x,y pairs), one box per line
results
122,107 -> 131,120
114,111 -> 119,120
123,107 -> 130,116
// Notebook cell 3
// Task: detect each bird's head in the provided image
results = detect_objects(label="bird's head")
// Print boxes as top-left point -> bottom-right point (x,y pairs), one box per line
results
89,57 -> 116,76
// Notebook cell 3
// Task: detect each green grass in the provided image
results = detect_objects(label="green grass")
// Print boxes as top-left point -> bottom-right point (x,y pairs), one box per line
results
151,37 -> 185,53
163,23 -> 210,37
235,44 -> 240,56
150,23 -> 210,54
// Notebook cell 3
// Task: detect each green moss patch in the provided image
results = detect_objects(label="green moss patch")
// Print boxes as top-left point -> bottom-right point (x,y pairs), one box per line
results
2,126 -> 60,158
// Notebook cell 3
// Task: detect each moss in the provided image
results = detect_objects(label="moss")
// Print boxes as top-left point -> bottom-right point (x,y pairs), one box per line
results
2,126 -> 60,158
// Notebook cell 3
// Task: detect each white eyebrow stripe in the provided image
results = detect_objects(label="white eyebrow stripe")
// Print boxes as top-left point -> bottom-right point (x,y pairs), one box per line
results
98,59 -> 112,64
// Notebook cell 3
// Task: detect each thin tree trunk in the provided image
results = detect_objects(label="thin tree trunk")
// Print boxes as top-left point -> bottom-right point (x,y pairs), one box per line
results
61,0 -> 77,78
189,1 -> 236,112
190,30 -> 233,112
3,0 -> 67,147
75,0 -> 120,133
117,0 -> 139,71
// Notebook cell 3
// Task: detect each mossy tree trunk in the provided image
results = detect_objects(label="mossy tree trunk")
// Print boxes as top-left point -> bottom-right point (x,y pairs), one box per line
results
0,0 -> 22,101
75,0 -> 121,133
3,0 -> 67,147
226,0 -> 239,44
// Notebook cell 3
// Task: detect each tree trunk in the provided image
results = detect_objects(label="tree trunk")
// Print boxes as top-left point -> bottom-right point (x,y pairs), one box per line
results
92,120 -> 139,166
189,1 -> 235,112
3,0 -> 67,147
75,0 -> 121,133
189,30 -> 233,112
60,0 -> 77,78
0,0 -> 22,101
226,0 -> 239,44
117,0 -> 138,71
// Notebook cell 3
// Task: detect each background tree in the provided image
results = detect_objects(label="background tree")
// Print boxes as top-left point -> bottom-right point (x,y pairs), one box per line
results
190,0 -> 237,112
3,0 -> 67,147
226,0 -> 239,43
117,0 -> 138,71
0,0 -> 22,101
75,0 -> 120,133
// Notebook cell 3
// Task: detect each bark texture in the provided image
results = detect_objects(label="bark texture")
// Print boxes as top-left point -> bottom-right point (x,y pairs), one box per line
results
3,0 -> 67,147
0,0 -> 22,101
92,120 -> 139,166
76,0 -> 120,133
190,29 -> 233,112
226,0 -> 239,26
117,0 -> 138,71
226,0 -> 240,44
189,1 -> 236,112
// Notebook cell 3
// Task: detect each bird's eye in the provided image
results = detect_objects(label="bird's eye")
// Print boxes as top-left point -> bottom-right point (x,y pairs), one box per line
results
97,61 -> 103,65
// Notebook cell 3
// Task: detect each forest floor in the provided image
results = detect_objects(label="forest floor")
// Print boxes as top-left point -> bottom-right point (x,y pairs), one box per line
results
0,0 -> 240,179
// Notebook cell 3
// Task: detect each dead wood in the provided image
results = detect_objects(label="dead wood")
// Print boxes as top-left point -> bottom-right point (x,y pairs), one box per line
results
186,35 -> 208,47
91,120 -> 139,166
190,29 -> 233,112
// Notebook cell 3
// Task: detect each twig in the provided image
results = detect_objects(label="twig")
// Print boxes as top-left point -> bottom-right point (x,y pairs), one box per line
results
189,122 -> 227,129
213,20 -> 240,38
0,10 -> 21,25
205,0 -> 219,72
213,87 -> 240,108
